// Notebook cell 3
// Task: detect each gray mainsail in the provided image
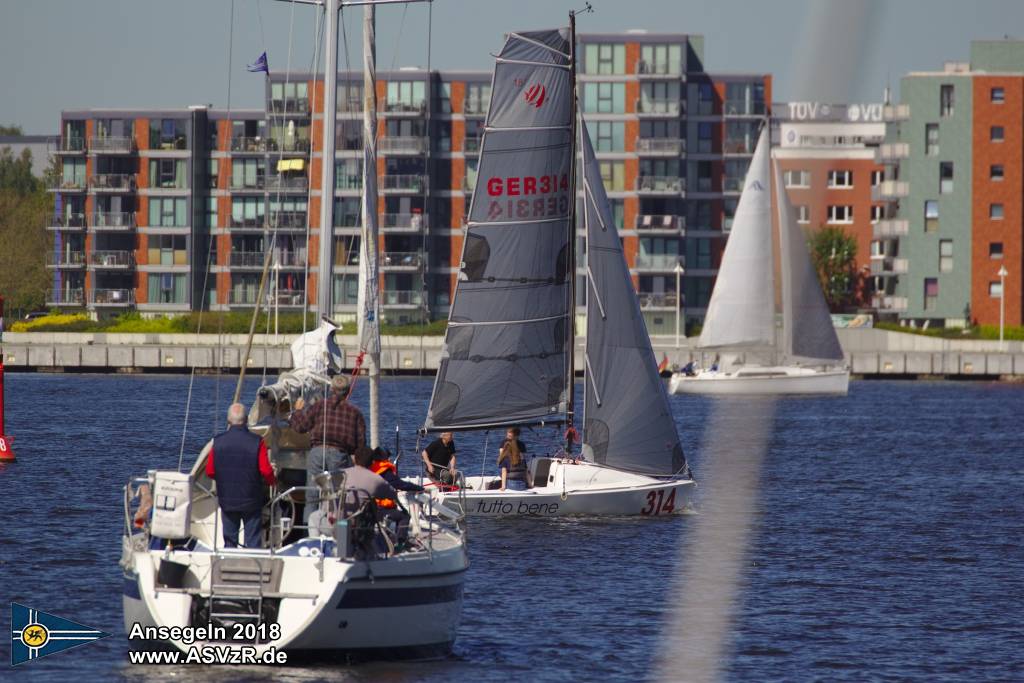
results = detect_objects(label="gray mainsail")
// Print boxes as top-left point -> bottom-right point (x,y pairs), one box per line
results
424,29 -> 574,431
775,164 -> 845,362
581,124 -> 686,476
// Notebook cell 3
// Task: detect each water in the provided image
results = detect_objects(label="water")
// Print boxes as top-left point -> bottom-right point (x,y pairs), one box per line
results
1,374 -> 1022,681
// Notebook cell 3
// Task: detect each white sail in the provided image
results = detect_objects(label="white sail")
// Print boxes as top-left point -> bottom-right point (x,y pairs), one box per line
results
697,126 -> 775,349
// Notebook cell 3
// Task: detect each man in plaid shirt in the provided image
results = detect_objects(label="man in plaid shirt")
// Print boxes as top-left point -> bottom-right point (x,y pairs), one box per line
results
290,374 -> 366,527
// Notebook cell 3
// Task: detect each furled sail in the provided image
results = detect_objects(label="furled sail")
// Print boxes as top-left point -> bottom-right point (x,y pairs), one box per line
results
424,29 -> 574,431
697,126 -> 775,349
580,124 -> 686,476
775,164 -> 845,362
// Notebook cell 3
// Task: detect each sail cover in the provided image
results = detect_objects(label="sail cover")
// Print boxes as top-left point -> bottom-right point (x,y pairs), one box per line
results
424,29 -> 574,431
581,124 -> 686,476
775,164 -> 845,362
697,126 -> 775,349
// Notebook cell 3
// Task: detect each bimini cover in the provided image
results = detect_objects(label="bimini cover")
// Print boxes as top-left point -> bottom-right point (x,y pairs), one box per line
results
424,28 -> 574,431
150,471 -> 192,540
580,123 -> 686,476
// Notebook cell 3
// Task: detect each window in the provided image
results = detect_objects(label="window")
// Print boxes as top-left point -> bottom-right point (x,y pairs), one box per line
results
583,82 -> 626,114
990,281 -> 1004,298
924,278 -> 939,310
231,158 -> 265,189
205,197 -> 217,228
871,170 -> 883,187
870,240 -> 884,257
434,82 -> 452,114
871,205 -> 884,224
939,162 -> 953,194
149,119 -> 187,150
148,273 -> 187,304
990,242 -> 1004,259
697,122 -> 714,153
695,239 -> 712,269
148,159 -> 187,189
208,159 -> 218,189
991,164 -> 1004,181
270,81 -> 309,113
599,161 -> 626,192
991,125 -> 1005,142
334,159 -> 362,190
594,121 -> 625,152
697,82 -> 715,115
924,200 -> 939,233
231,197 -> 265,228
147,235 -> 187,266
990,203 -> 1005,219
827,169 -> 853,188
827,205 -> 853,223
724,120 -> 758,154
784,169 -> 810,188
639,44 -> 682,75
337,82 -> 363,112
148,197 -> 187,227
940,84 -> 954,117
796,205 -> 810,224
925,123 -> 939,156
991,87 -> 1005,103
583,43 -> 625,75
464,83 -> 491,115
639,82 -> 680,114
939,239 -> 953,273
385,81 -> 426,113
639,120 -> 680,139
724,82 -> 766,115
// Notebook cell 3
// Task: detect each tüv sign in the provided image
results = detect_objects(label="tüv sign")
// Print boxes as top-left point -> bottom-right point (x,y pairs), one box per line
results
784,101 -> 884,122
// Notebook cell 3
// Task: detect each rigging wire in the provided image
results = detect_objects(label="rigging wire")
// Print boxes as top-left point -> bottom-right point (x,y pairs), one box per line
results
302,8 -> 325,336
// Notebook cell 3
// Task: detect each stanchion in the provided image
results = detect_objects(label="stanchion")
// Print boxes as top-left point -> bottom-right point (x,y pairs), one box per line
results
0,294 -> 15,462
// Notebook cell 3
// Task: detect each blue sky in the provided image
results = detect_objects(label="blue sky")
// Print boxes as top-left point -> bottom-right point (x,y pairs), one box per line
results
2,0 -> 1023,132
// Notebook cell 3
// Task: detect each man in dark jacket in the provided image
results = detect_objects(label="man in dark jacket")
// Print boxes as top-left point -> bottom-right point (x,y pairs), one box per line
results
206,403 -> 276,548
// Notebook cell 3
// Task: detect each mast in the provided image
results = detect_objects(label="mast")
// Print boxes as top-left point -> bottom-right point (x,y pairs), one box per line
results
565,11 -> 579,453
317,0 -> 340,318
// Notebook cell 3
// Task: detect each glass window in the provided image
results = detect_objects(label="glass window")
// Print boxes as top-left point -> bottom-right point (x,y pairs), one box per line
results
583,82 -> 626,114
148,273 -> 187,304
939,162 -> 953,194
871,170 -> 883,186
337,82 -> 363,112
149,119 -> 187,150
925,123 -> 939,156
924,278 -> 939,310
940,84 -> 954,117
991,87 -> 1005,103
990,281 -> 1004,297
231,197 -> 265,227
939,239 -> 953,273
724,82 -> 766,115
990,242 -> 1004,258
583,43 -> 625,75
231,158 -> 265,188
639,44 -> 681,75
148,198 -> 188,227
990,203 -> 1005,219
991,164 -> 1004,181
827,205 -> 853,223
464,83 -> 491,115
147,235 -> 187,267
385,81 -> 426,113
599,161 -> 626,192
924,200 -> 939,233
149,159 -> 187,189
784,169 -> 810,188
435,82 -> 452,114
991,125 -> 1005,142
871,205 -> 884,223
724,120 -> 758,154
335,159 -> 363,190
639,82 -> 680,114
797,205 -> 810,224
827,169 -> 853,188
594,121 -> 625,152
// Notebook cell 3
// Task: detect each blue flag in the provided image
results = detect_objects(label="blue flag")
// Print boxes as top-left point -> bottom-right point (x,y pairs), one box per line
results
247,51 -> 269,75
11,603 -> 110,666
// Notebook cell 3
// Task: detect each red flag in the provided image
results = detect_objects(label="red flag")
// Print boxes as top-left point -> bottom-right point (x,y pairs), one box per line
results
657,354 -> 669,373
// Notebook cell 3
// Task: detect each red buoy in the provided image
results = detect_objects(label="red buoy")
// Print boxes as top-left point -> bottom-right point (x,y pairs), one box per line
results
0,295 -> 15,462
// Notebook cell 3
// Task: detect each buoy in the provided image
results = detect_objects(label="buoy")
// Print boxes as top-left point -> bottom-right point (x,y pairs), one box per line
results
0,295 -> 15,462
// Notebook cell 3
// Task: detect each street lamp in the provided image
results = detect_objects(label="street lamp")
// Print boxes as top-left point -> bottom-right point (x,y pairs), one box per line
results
998,265 -> 1008,348
674,261 -> 685,348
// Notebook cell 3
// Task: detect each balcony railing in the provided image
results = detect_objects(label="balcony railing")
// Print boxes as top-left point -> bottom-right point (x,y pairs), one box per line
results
637,60 -> 681,76
638,293 -> 680,309
335,174 -> 363,191
382,289 -> 425,306
88,136 -> 135,153
271,138 -> 311,153
636,138 -> 684,155
464,101 -> 488,116
149,137 -> 188,151
229,251 -> 268,268
872,180 -> 909,200
91,288 -> 135,305
52,178 -> 87,192
380,174 -> 425,193
90,174 -> 136,192
266,176 -> 308,191
269,211 -> 307,229
48,288 -> 85,306
636,99 -> 682,116
231,176 -> 266,191
56,137 -> 86,153
635,214 -> 685,232
231,290 -> 306,305
381,212 -> 428,231
723,139 -> 755,154
883,104 -> 910,121
269,98 -> 310,114
379,136 -> 427,154
384,101 -> 427,115
872,295 -> 908,311
875,142 -> 910,162
696,177 -> 713,192
92,211 -> 136,230
49,212 -> 87,229
873,219 -> 909,238
464,136 -> 482,153
723,100 -> 767,116
230,137 -> 269,152
382,251 -> 424,269
230,216 -> 266,230
638,176 -> 684,193
90,250 -> 135,268
635,253 -> 684,270
47,252 -> 86,267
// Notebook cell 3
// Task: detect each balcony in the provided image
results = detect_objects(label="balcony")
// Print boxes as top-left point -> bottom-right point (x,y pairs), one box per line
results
883,104 -> 910,122
384,101 -> 427,115
635,214 -> 685,233
636,60 -> 681,77
50,178 -> 87,193
464,101 -> 488,116
873,219 -> 909,238
230,216 -> 266,230
91,288 -> 135,306
636,99 -> 682,116
269,211 -> 308,229
380,174 -> 425,193
635,253 -> 684,271
723,177 -> 745,193
88,136 -> 135,154
90,174 -> 136,192
382,289 -> 425,306
382,251 -> 425,269
724,100 -> 767,116
230,290 -> 305,306
464,136 -> 482,154
870,256 -> 908,276
379,136 -> 427,155
231,176 -> 266,192
230,137 -> 269,153
381,212 -> 428,232
875,142 -> 909,162
638,293 -> 680,309
723,139 -> 755,155
48,212 -> 87,231
55,137 -> 86,154
229,251 -> 306,269
636,138 -> 684,155
92,211 -> 136,230
46,252 -> 86,268
872,294 -> 908,311
637,176 -> 684,195
271,138 -> 311,153
872,180 -> 909,200
90,250 -> 135,269
269,98 -> 310,115
47,288 -> 85,306
266,176 -> 308,192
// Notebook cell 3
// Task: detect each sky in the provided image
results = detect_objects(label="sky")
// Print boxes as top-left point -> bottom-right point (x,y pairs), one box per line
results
2,0 -> 1024,133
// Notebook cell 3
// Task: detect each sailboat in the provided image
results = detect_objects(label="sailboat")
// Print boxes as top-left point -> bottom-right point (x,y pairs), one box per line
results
121,1 -> 468,660
669,127 -> 850,396
423,21 -> 695,517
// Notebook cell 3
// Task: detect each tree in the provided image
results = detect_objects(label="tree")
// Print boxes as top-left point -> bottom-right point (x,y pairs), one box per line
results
0,147 -> 41,195
0,124 -> 23,136
0,146 -> 52,317
808,225 -> 858,312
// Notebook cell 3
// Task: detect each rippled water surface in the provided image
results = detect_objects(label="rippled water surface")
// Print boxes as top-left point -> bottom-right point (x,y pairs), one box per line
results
1,374 -> 1022,681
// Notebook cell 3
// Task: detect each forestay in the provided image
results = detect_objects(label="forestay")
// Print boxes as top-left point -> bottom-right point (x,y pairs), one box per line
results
775,165 -> 845,362
425,29 -> 574,431
580,124 -> 686,476
697,126 -> 775,350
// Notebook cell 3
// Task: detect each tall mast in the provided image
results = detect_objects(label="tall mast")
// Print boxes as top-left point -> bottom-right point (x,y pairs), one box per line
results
317,0 -> 340,317
565,11 -> 579,453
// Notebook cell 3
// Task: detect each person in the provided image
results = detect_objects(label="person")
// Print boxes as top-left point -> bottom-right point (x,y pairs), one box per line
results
681,360 -> 696,377
289,374 -> 366,525
497,426 -> 531,491
344,447 -> 399,516
206,403 -> 276,548
370,447 -> 425,494
421,432 -> 457,486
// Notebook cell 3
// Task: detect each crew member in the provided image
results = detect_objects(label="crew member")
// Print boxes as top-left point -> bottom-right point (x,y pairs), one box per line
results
421,432 -> 458,486
370,447 -> 426,496
206,403 -> 276,548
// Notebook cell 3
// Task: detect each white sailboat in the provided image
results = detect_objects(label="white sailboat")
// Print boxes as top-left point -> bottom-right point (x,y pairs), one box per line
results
424,21 -> 695,517
669,127 -> 850,396
121,1 -> 468,660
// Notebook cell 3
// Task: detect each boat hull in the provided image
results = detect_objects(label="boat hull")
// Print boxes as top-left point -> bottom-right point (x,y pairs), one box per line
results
669,366 -> 849,395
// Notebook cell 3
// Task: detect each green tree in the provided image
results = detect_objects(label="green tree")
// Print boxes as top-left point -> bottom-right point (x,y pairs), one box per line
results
808,225 -> 858,312
0,124 -> 23,136
0,146 -> 52,317
0,147 -> 41,195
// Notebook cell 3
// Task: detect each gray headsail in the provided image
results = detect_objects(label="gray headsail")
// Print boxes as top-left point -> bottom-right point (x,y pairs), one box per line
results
424,28 -> 574,431
775,163 -> 845,362
580,123 -> 686,476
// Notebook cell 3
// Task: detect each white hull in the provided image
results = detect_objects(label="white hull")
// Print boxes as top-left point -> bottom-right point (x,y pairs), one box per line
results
432,459 -> 695,517
669,366 -> 850,395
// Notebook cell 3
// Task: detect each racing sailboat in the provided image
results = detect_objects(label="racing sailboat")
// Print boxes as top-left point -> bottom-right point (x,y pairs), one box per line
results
423,21 -> 695,517
669,127 -> 849,395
